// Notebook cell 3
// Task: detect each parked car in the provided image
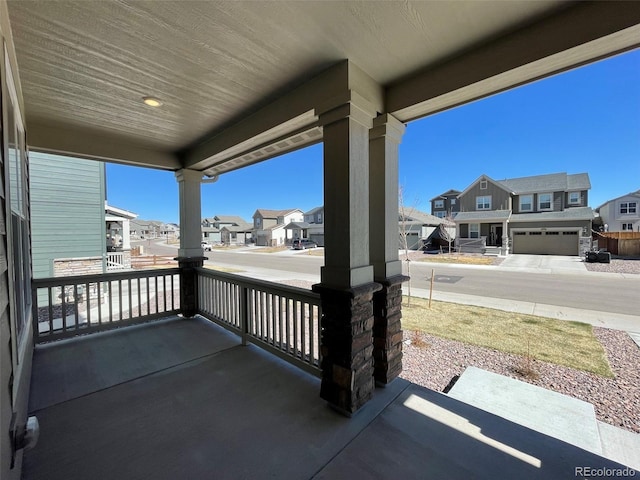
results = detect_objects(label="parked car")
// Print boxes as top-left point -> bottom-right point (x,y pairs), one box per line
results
292,239 -> 317,250
201,241 -> 212,251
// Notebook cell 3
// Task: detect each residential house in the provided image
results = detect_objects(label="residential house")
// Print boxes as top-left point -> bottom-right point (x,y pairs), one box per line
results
595,190 -> 640,232
285,206 -> 325,246
30,152 -> 107,278
430,189 -> 461,218
399,209 -> 455,250
253,209 -> 303,246
454,172 -> 594,255
202,215 -> 252,244
130,220 -> 179,240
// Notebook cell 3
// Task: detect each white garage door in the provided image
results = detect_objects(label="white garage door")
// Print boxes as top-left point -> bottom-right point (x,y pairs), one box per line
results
512,231 -> 579,255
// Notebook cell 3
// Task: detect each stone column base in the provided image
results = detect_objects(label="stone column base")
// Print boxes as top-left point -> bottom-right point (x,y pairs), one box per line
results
312,282 -> 382,416
176,256 -> 205,317
373,275 -> 408,386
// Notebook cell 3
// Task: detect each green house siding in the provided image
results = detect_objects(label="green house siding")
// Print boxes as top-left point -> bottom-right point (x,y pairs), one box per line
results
29,153 -> 106,279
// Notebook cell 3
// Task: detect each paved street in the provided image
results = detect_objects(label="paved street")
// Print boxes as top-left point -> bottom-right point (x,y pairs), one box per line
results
136,241 -> 640,324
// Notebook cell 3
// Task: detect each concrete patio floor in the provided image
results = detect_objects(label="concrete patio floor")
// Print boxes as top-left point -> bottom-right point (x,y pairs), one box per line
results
23,316 -> 634,479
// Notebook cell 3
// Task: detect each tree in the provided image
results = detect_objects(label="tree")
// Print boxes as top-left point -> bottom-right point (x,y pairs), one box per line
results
398,186 -> 420,305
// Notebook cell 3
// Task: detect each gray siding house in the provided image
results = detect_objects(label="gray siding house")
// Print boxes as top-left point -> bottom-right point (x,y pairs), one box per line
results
454,172 -> 593,255
430,189 -> 461,218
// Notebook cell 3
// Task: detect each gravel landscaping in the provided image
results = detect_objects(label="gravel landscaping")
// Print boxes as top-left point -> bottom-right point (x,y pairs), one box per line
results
584,257 -> 640,274
401,326 -> 640,434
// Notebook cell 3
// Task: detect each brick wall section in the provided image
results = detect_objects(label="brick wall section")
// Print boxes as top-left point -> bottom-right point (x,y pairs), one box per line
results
53,256 -> 104,277
313,282 -> 382,415
372,275 -> 408,385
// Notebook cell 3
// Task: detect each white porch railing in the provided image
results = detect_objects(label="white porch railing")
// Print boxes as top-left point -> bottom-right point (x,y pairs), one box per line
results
196,268 -> 322,377
106,251 -> 127,270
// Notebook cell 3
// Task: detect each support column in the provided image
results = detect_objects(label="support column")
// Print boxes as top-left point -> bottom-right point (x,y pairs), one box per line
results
175,169 -> 205,317
312,96 -> 380,415
502,219 -> 510,255
369,113 -> 408,386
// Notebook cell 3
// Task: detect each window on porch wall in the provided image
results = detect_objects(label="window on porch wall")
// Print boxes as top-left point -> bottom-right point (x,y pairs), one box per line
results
469,223 -> 480,238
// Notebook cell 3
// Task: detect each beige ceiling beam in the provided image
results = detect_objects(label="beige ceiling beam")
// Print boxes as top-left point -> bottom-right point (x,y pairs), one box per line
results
182,60 -> 384,173
388,1 -> 640,122
27,121 -> 180,170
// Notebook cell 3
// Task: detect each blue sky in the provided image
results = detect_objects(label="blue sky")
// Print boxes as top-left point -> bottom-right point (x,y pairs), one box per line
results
107,49 -> 640,224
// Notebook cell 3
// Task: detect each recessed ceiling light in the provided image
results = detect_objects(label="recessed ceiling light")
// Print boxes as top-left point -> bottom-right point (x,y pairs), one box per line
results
142,96 -> 163,107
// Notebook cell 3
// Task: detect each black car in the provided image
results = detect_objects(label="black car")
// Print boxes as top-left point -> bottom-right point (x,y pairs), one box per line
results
292,239 -> 317,250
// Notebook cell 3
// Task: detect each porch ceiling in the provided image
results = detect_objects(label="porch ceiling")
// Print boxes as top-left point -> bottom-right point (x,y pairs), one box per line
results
7,1 -> 640,175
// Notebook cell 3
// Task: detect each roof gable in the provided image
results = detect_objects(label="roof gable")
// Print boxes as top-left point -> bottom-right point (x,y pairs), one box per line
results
458,174 -> 511,198
430,189 -> 461,201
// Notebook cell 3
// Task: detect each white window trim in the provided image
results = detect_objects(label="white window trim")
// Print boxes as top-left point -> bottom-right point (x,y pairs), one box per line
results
469,223 -> 480,238
568,192 -> 580,204
619,202 -> 637,215
480,180 -> 488,190
538,193 -> 553,211
476,195 -> 491,210
434,199 -> 444,209
519,195 -> 533,212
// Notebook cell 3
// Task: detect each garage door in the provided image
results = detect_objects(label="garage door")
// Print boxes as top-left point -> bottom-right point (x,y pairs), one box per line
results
512,231 -> 579,255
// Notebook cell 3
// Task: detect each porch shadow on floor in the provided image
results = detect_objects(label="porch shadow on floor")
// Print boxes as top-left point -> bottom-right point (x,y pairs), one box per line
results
24,316 -> 634,479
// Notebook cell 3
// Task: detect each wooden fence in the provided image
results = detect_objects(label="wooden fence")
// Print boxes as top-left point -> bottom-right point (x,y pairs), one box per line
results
593,232 -> 640,256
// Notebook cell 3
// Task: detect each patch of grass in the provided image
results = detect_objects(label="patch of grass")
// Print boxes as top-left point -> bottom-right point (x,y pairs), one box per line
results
251,246 -> 288,253
402,296 -> 613,377
202,265 -> 244,273
418,255 -> 495,265
300,248 -> 324,256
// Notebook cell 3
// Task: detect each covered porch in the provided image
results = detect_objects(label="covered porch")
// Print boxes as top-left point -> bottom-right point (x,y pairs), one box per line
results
2,1 -> 640,479
24,314 -> 628,480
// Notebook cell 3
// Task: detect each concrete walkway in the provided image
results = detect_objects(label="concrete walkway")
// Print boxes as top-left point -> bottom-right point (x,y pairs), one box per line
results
498,254 -> 588,274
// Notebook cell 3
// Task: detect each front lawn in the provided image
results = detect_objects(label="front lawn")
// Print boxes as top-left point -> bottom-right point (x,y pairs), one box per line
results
401,296 -> 613,377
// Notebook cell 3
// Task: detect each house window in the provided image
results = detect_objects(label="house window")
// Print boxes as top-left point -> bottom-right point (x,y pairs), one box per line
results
538,193 -> 552,211
318,213 -> 322,223
480,180 -> 488,190
569,192 -> 580,204
620,202 -> 637,214
435,211 -> 445,218
255,218 -> 261,227
434,199 -> 444,209
469,223 -> 479,238
622,223 -> 633,231
451,199 -> 456,205
476,195 -> 491,210
519,195 -> 533,212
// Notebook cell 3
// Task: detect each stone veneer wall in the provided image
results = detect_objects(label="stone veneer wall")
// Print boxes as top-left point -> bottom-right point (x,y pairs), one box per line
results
372,277 -> 406,385
53,256 -> 104,277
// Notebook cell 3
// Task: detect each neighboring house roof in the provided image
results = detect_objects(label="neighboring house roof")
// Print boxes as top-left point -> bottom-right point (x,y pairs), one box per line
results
510,206 -> 594,222
497,172 -> 591,194
400,209 -> 452,226
105,202 -> 137,220
285,222 -> 311,229
202,227 -> 220,233
221,223 -> 253,233
214,215 -> 248,225
454,210 -> 512,222
595,189 -> 640,212
430,189 -> 461,201
458,174 -> 512,197
254,208 -> 301,219
304,206 -> 324,216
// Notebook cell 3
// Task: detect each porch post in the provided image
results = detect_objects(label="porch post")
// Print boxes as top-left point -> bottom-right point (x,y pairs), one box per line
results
369,113 -> 407,386
502,219 -> 510,255
312,95 -> 380,416
175,169 -> 205,317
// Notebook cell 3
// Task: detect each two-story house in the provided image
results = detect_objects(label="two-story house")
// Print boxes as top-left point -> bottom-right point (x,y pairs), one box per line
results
595,190 -> 640,233
202,215 -> 252,244
285,206 -> 325,246
253,209 -> 303,246
454,172 -> 594,255
430,189 -> 461,218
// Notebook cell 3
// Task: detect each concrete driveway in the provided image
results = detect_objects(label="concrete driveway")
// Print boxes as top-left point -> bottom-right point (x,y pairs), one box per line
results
498,254 -> 587,274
